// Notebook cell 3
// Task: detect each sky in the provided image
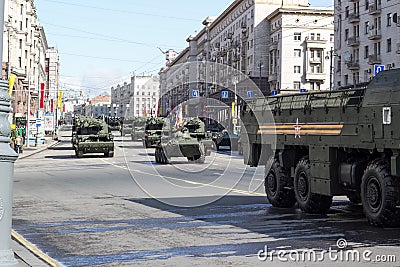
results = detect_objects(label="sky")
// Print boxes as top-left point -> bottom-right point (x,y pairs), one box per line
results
35,0 -> 334,97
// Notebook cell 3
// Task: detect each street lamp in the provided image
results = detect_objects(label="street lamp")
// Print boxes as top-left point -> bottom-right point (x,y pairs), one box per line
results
258,61 -> 264,89
325,47 -> 335,91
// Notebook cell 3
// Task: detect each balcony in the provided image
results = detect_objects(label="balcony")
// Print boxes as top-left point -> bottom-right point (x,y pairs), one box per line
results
309,57 -> 322,64
368,54 -> 381,65
346,61 -> 360,70
368,29 -> 381,40
268,73 -> 278,82
347,36 -> 359,46
269,41 -> 278,51
349,0 -> 358,2
305,38 -> 328,49
348,13 -> 360,23
306,72 -> 326,81
368,4 -> 381,15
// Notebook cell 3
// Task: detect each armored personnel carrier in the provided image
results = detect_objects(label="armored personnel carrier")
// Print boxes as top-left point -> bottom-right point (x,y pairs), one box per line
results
241,69 -> 400,227
72,116 -> 114,158
121,117 -> 134,136
143,117 -> 166,148
105,116 -> 122,134
182,117 -> 215,152
155,127 -> 208,164
131,117 -> 146,141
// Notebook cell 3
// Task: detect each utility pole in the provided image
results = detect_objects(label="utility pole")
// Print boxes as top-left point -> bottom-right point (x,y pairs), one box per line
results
0,0 -> 19,265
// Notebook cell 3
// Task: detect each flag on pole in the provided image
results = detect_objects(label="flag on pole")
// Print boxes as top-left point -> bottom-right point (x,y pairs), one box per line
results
8,74 -> 17,96
57,91 -> 63,109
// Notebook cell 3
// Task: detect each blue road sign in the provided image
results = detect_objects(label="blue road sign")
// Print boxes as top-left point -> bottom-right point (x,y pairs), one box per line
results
192,90 -> 199,97
35,118 -> 41,127
247,91 -> 254,98
374,65 -> 385,76
300,88 -> 307,93
221,91 -> 229,99
271,90 -> 278,96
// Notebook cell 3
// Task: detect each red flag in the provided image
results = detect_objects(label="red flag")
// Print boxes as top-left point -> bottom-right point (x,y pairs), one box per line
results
40,83 -> 45,109
50,99 -> 54,113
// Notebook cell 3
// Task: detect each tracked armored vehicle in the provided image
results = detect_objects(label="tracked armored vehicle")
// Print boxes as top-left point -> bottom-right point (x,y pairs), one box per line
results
121,117 -> 134,136
182,117 -> 215,152
241,69 -> 400,227
143,117 -> 166,148
72,116 -> 114,158
131,117 -> 146,141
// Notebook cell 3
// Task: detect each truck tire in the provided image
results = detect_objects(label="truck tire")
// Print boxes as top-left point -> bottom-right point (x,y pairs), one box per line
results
361,159 -> 400,227
294,158 -> 332,214
347,191 -> 361,204
76,150 -> 83,158
264,159 -> 296,208
155,147 -> 160,163
194,154 -> 205,164
160,148 -> 169,164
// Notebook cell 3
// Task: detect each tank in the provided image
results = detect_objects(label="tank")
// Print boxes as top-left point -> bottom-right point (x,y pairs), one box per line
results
241,69 -> 400,227
143,117 -> 167,148
105,116 -> 122,133
72,116 -> 114,158
155,126 -> 208,164
131,117 -> 146,141
121,117 -> 134,136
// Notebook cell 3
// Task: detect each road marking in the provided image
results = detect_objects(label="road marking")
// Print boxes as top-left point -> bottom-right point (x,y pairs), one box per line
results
12,230 -> 62,267
99,158 -> 266,197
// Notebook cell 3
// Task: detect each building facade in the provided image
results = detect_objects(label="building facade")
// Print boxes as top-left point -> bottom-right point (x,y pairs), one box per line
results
2,0 -> 57,123
159,0 -> 334,117
268,8 -> 334,93
111,75 -> 160,118
334,0 -> 400,88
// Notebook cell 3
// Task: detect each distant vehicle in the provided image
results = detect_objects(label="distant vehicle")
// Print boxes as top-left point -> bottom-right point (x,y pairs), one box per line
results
183,117 -> 215,152
131,117 -> 147,141
213,130 -> 239,151
144,117 -> 167,148
72,116 -> 114,158
105,116 -> 122,133
121,117 -> 135,136
155,123 -> 211,164
241,69 -> 400,227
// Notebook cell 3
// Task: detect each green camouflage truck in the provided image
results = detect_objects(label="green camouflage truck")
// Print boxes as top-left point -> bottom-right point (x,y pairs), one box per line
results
241,69 -> 400,227
131,117 -> 147,141
72,116 -> 114,158
143,117 -> 166,148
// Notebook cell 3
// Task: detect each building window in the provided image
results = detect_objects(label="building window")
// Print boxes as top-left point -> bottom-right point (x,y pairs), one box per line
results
364,21 -> 369,34
293,82 -> 300,90
294,32 -> 301,41
18,57 -> 22,68
330,34 -> 334,42
19,21 -> 22,31
364,45 -> 369,58
345,6 -> 349,18
365,0 -> 369,11
310,33 -> 315,40
316,33 -> 321,40
294,49 -> 301,57
344,29 -> 349,40
19,39 -> 22,49
387,38 -> 392,53
387,13 -> 392,26
294,66 -> 301,73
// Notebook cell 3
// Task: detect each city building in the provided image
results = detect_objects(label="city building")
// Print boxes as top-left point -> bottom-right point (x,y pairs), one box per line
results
2,0 -> 49,117
87,95 -> 111,118
334,0 -> 400,88
111,75 -> 160,118
267,7 -> 334,93
45,47 -> 60,113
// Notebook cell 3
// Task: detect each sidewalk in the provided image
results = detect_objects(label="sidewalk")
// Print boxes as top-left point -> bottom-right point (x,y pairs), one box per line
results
18,137 -> 59,160
13,137 -> 61,266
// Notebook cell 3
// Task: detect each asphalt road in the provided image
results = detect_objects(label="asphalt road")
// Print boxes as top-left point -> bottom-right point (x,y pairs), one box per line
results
12,130 -> 400,266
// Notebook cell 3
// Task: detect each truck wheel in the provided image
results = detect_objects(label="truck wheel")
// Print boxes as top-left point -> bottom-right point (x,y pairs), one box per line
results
76,150 -> 83,158
265,159 -> 296,208
361,159 -> 400,227
294,158 -> 332,214
107,151 -> 114,158
155,147 -> 160,163
347,191 -> 361,204
160,148 -> 169,164
195,155 -> 205,164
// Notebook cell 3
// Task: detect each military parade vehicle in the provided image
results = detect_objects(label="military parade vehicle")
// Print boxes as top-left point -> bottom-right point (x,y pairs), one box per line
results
143,117 -> 167,148
240,69 -> 400,227
131,117 -> 147,141
105,116 -> 122,134
155,124 -> 209,164
213,130 -> 239,151
121,117 -> 134,136
72,116 -> 114,158
182,117 -> 215,152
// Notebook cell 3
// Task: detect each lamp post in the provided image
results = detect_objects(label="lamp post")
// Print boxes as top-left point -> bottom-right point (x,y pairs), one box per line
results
0,1 -> 19,265
258,61 -> 264,90
325,47 -> 335,91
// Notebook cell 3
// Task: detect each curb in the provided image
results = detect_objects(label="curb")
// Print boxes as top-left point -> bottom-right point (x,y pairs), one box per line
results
18,140 -> 60,160
12,230 -> 62,267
